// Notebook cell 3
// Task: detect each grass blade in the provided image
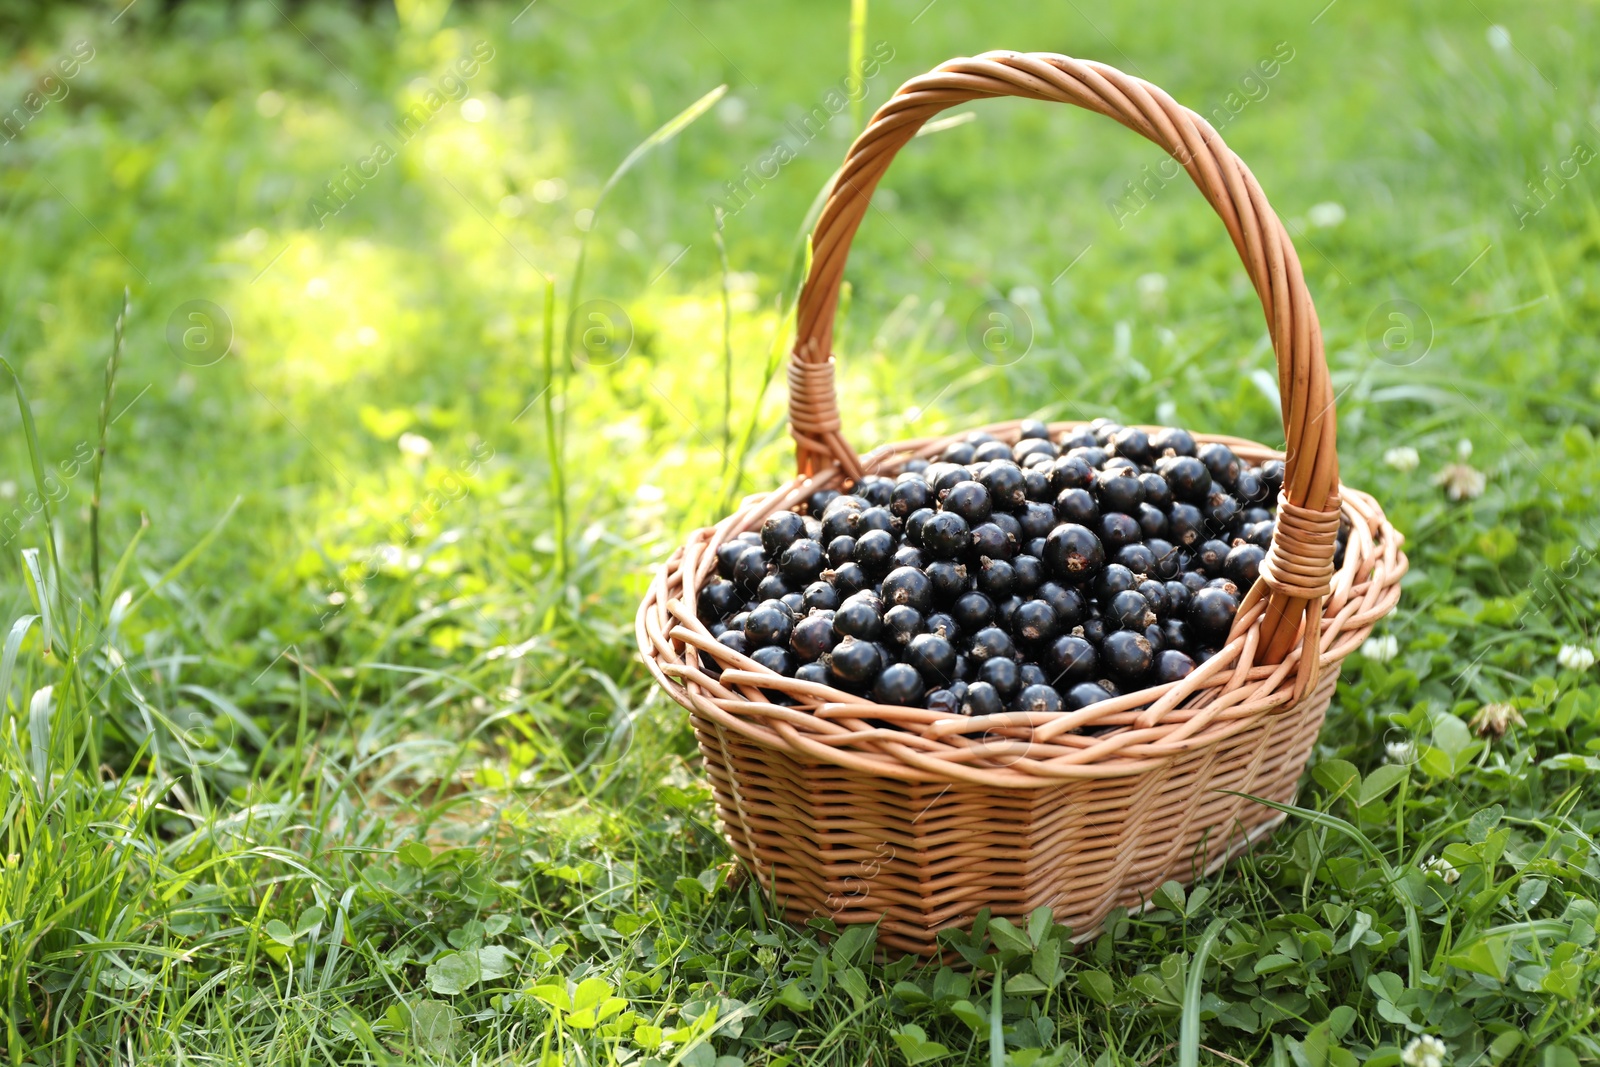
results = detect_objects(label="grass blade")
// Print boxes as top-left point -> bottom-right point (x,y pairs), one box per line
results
91,288 -> 129,607
1179,918 -> 1228,1067
20,548 -> 54,656
127,497 -> 240,618
0,354 -> 63,587
848,0 -> 868,133
0,615 -> 39,709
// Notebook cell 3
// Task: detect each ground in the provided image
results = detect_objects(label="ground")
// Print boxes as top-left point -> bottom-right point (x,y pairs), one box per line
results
2,0 -> 1599,1064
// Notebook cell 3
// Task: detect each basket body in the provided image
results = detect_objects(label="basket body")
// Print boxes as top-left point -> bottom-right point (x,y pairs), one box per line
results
692,661 -> 1334,957
638,422 -> 1405,956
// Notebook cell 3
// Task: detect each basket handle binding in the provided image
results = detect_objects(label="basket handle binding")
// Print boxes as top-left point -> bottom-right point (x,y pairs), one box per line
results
788,51 -> 1341,671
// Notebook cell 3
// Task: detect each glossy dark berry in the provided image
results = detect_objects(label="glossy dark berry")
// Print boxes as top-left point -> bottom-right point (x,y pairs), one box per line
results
1204,491 -> 1241,533
826,536 -> 856,567
795,661 -> 831,686
1108,427 -> 1153,465
1023,468 -> 1053,502
893,544 -> 925,570
907,633 -> 958,685
853,529 -> 896,573
1139,472 -> 1174,510
1054,487 -> 1100,527
1080,617 -> 1107,645
1018,418 -> 1051,440
979,656 -> 1020,697
926,688 -> 961,714
1049,454 -> 1096,493
925,560 -> 968,602
731,545 -> 768,591
975,558 -> 1016,599
1188,587 -> 1239,644
1013,438 -> 1055,464
924,612 -> 958,641
1011,554 -> 1045,594
808,488 -> 840,517
1259,459 -> 1285,494
1224,543 -> 1266,588
1134,503 -> 1168,540
968,626 -> 1017,663
827,562 -> 868,595
1099,512 -> 1142,551
761,512 -> 807,556
716,540 -> 750,580
941,481 -> 993,525
780,538 -> 825,581
1043,523 -> 1105,582
755,573 -> 791,602
1161,456 -> 1212,503
1102,630 -> 1154,681
970,522 -> 1016,561
833,596 -> 884,645
890,477 -> 934,518
1167,503 -> 1206,547
1242,520 -> 1275,549
1150,427 -> 1196,457
803,581 -> 841,613
881,566 -> 934,612
940,440 -> 976,464
1160,617 -> 1191,653
1018,502 -> 1056,542
1014,683 -> 1063,714
855,475 -> 894,508
952,591 -> 996,632
872,663 -> 925,705
700,580 -> 740,622
826,636 -> 882,686
962,681 -> 1005,717
905,507 -> 935,546
1093,563 -> 1139,602
1008,598 -> 1055,643
717,630 -> 749,656
1197,442 -> 1241,488
1116,543 -> 1156,576
921,512 -> 971,559
751,645 -> 795,676
978,462 -> 1027,511
791,613 -> 837,661
1233,468 -> 1266,505
856,507 -> 895,536
1108,589 -> 1154,631
744,600 -> 794,647
1148,538 -> 1181,579
1035,582 -> 1088,629
1045,635 -> 1097,685
1137,579 -> 1170,615
1195,539 -> 1230,577
883,604 -> 924,647
1095,467 -> 1145,513
974,440 -> 1014,464
1064,681 -> 1112,710
1154,649 -> 1196,683
931,463 -> 974,495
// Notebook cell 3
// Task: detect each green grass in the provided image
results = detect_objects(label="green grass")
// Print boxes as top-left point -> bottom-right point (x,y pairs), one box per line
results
2,0 -> 1600,1063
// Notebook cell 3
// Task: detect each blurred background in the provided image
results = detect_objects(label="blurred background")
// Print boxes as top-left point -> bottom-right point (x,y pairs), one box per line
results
2,1 -> 1598,1063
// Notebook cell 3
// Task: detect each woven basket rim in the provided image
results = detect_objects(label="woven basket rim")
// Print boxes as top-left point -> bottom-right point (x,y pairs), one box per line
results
636,418 -> 1407,788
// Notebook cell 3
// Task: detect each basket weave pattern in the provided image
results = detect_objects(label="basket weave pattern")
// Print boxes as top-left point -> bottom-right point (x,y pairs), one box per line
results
636,53 -> 1406,956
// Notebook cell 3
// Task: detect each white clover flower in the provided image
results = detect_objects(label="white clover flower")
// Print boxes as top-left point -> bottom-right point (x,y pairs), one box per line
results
1362,634 -> 1400,663
1385,739 -> 1417,765
1421,855 -> 1460,884
1384,446 -> 1420,473
1402,1034 -> 1447,1067
398,432 -> 433,458
1557,644 -> 1596,672
1433,463 -> 1485,501
1455,438 -> 1473,460
1469,702 -> 1525,738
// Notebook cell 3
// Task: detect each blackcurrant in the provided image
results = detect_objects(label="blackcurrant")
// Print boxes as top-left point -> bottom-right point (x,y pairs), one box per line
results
852,529 -> 896,573
907,632 -> 958,685
952,591 -> 996,632
1102,630 -> 1154,682
1012,554 -> 1045,593
881,566 -> 934,612
883,604 -> 924,647
780,538 -> 825,581
940,441 -> 977,464
1139,472 -> 1174,510
893,544 -> 925,570
833,595 -> 883,640
978,461 -> 1027,511
1018,418 -> 1051,440
1043,523 -> 1106,582
1013,599 -> 1059,643
942,481 -> 993,525
1168,503 -> 1206,547
826,536 -> 856,567
1094,563 -> 1138,602
1108,589 -> 1154,631
925,560 -> 969,602
803,581 -> 841,613
926,688 -> 961,714
1116,543 -> 1156,575
1064,681 -> 1112,710
826,636 -> 882,686
855,475 -> 894,508
962,681 -> 1005,717
890,478 -> 933,517
731,545 -> 768,591
1045,635 -> 1097,685
744,600 -> 794,646
975,558 -> 1016,599
827,562 -> 868,595
791,613 -> 837,661
717,630 -> 749,656
751,645 -> 796,676
1197,442 -> 1241,488
761,512 -> 807,556
1224,543 -> 1266,588
1150,427 -> 1196,457
1054,488 -> 1100,527
795,661 -> 831,686
1012,438 -> 1055,464
1161,456 -> 1212,503
1108,427 -> 1153,465
1095,467 -> 1145,513
921,512 -> 971,559
1099,512 -> 1142,551
969,626 -> 1017,663
1049,454 -> 1095,493
905,507 -> 935,546
1036,582 -> 1088,629
755,573 -> 791,602
974,440 -> 1014,464
1014,683 -> 1063,714
1195,539 -> 1230,577
1188,587 -> 1238,644
872,663 -> 925,705
700,580 -> 740,622
1154,649 -> 1196,683
979,656 -> 1020,697
970,522 -> 1016,560
808,489 -> 840,516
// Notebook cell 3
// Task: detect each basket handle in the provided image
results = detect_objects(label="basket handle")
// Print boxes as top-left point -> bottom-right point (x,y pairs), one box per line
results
789,51 -> 1341,669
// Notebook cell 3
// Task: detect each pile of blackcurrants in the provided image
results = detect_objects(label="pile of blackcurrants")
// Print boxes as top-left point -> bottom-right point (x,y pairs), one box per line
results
699,419 -> 1344,719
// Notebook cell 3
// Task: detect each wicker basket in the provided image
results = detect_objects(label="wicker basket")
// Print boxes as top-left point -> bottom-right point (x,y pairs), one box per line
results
636,51 -> 1406,957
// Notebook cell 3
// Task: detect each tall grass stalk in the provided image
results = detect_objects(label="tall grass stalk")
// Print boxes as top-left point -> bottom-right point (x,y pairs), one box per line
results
849,0 -> 869,133
91,288 -> 129,608
541,277 -> 568,579
714,206 -> 735,473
